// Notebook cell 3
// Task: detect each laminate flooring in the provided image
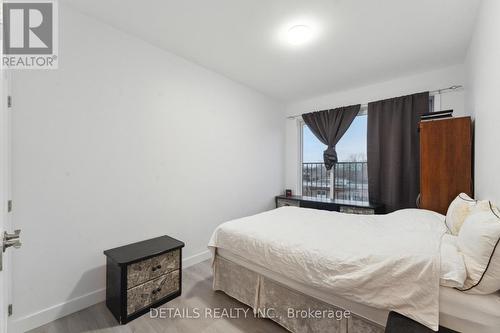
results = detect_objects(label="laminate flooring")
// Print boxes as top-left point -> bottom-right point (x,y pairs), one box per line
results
27,260 -> 287,333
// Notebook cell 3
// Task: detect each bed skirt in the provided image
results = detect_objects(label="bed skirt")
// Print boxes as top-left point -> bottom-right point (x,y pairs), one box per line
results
213,254 -> 384,333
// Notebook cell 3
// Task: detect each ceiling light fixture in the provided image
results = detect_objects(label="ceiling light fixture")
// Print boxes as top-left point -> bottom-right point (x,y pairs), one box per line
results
287,25 -> 312,45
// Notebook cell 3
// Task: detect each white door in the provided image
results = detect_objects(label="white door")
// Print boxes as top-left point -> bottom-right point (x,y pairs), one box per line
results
0,67 -> 13,333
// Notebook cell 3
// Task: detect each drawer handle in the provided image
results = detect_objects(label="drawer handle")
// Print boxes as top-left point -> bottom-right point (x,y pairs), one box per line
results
151,287 -> 162,295
151,265 -> 162,272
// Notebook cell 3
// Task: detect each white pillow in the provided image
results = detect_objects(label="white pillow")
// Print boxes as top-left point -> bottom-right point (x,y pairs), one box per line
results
445,193 -> 477,235
440,234 -> 466,288
457,202 -> 500,294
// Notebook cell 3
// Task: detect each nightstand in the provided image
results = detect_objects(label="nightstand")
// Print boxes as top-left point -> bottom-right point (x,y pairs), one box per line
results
104,235 -> 185,324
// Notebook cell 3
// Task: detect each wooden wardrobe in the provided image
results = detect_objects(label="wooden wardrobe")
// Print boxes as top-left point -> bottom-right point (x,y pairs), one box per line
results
419,116 -> 473,215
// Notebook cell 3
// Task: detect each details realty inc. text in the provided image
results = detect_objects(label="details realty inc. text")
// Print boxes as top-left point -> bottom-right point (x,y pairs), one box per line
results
150,307 -> 351,320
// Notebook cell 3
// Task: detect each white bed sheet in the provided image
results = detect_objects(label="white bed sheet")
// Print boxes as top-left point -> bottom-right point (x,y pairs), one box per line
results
209,206 -> 447,330
218,249 -> 500,333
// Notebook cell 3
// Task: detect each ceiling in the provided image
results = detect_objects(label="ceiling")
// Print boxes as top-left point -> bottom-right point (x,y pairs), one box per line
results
62,0 -> 481,102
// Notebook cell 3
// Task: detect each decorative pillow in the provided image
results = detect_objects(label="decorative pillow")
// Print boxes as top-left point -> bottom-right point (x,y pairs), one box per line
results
457,202 -> 500,294
445,193 -> 477,235
440,234 -> 467,288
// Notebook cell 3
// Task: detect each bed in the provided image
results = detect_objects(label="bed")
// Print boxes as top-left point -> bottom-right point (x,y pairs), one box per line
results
208,206 -> 500,333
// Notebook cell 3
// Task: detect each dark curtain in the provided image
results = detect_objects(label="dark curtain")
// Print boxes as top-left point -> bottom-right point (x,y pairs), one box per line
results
302,105 -> 360,170
367,92 -> 429,212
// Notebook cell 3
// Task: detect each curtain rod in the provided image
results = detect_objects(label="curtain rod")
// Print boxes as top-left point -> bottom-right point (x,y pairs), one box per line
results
286,85 -> 463,120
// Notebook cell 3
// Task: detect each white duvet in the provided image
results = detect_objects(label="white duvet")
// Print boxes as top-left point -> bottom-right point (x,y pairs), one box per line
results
208,206 -> 448,331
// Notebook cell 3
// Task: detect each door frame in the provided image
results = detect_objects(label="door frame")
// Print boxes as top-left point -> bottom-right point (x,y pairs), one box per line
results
0,68 -> 13,333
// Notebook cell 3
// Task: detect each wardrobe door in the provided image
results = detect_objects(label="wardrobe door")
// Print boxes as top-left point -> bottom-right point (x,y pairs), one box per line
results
420,117 -> 472,215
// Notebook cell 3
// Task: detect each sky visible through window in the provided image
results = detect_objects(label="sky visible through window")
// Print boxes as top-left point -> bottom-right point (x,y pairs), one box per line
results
303,115 -> 367,162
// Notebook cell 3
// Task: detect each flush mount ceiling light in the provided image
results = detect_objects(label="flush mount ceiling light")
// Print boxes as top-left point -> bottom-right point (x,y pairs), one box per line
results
276,18 -> 321,48
287,25 -> 312,45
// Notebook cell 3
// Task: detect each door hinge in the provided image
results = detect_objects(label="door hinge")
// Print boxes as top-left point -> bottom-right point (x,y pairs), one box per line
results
8,304 -> 13,316
7,95 -> 12,108
7,200 -> 12,213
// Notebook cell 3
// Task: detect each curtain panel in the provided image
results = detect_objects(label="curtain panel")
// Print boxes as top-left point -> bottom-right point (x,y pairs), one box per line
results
367,92 -> 429,212
302,105 -> 361,170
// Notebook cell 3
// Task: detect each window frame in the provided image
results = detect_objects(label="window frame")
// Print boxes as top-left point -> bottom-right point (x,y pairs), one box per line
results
297,118 -> 304,195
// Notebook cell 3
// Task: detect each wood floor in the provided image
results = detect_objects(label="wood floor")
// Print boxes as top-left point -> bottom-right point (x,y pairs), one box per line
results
28,260 -> 287,333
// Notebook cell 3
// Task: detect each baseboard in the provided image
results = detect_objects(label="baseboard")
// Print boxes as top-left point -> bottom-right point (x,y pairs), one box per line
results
9,250 -> 212,333
183,250 -> 211,268
9,288 -> 106,333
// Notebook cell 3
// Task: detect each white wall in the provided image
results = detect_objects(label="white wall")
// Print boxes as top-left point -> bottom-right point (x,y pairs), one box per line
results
10,5 -> 284,332
465,0 -> 500,205
285,65 -> 466,193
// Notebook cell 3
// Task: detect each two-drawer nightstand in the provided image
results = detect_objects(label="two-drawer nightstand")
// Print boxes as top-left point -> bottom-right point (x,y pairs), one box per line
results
104,235 -> 185,324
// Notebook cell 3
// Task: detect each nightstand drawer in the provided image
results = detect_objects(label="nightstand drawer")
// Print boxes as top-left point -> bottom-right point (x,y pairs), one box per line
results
150,249 -> 180,280
127,249 -> 180,289
126,270 -> 180,315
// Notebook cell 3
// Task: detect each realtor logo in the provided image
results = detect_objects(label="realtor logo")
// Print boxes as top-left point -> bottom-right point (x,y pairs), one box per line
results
2,0 -> 58,69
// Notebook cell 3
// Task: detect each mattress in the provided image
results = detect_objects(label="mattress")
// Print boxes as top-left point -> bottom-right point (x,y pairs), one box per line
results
218,248 -> 500,333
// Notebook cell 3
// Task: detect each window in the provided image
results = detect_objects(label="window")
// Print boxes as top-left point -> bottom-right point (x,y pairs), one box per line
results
300,95 -> 435,201
301,114 -> 368,201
